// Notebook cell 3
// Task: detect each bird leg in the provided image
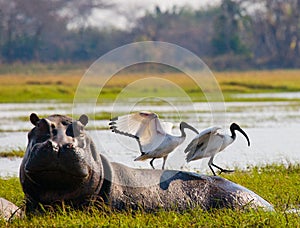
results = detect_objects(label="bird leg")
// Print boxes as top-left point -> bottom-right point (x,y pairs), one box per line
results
211,163 -> 234,175
208,164 -> 217,176
208,156 -> 217,176
162,155 -> 168,170
134,137 -> 144,155
208,156 -> 234,176
150,158 -> 156,169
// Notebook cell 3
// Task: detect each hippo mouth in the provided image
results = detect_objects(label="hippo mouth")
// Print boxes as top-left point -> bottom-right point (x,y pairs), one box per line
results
24,168 -> 91,190
24,165 -> 91,191
24,141 -> 92,189
24,157 -> 91,180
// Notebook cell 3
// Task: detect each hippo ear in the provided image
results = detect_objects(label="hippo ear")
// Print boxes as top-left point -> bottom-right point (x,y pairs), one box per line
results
30,113 -> 40,126
79,114 -> 88,126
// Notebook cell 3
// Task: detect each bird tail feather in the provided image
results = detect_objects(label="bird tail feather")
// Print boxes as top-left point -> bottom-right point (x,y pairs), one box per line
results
185,146 -> 198,162
185,152 -> 194,162
184,139 -> 198,153
134,154 -> 150,161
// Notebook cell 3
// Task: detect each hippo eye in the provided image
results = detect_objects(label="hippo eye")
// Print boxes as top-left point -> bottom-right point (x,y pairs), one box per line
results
52,128 -> 57,136
50,124 -> 57,136
66,122 -> 83,138
66,124 -> 74,137
36,119 -> 50,135
61,120 -> 70,126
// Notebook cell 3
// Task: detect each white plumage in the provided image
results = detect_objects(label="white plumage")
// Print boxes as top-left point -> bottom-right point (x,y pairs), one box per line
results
109,111 -> 198,169
185,123 -> 250,176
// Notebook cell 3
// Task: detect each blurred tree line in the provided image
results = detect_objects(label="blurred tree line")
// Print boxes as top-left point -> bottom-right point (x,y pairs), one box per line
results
0,0 -> 299,69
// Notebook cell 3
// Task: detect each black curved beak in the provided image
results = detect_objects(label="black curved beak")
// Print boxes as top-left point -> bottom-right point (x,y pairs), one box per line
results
181,122 -> 199,134
237,127 -> 250,146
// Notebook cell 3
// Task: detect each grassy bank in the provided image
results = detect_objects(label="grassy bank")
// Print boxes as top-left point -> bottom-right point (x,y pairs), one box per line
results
1,164 -> 300,227
0,63 -> 300,102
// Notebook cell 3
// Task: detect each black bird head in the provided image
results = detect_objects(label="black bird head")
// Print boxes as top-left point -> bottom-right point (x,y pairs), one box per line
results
179,122 -> 199,134
230,123 -> 250,146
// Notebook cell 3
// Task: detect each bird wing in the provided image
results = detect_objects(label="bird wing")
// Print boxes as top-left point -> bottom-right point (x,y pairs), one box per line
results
184,126 -> 221,162
160,121 -> 173,134
139,117 -> 167,153
109,112 -> 150,136
109,111 -> 169,153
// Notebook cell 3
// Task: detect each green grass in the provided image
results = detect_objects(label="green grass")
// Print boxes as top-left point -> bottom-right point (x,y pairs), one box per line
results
1,64 -> 300,102
1,164 -> 300,227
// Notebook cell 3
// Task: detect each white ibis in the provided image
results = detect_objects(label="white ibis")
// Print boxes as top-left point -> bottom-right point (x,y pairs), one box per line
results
184,123 -> 250,176
109,111 -> 199,169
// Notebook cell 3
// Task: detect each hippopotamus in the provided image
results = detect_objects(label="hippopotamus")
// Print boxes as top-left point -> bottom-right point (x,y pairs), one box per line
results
5,113 -> 274,217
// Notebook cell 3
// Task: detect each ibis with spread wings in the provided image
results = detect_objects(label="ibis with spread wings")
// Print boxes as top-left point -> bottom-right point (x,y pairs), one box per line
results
109,111 -> 199,169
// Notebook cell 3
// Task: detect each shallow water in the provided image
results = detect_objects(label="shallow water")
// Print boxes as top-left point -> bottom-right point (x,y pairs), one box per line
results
1,98 -> 300,177
234,92 -> 300,99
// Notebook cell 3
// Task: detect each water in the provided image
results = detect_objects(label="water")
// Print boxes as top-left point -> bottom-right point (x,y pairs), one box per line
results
234,92 -> 300,99
1,98 -> 300,177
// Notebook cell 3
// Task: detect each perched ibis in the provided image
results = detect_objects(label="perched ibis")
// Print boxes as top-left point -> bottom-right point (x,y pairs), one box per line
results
184,123 -> 250,176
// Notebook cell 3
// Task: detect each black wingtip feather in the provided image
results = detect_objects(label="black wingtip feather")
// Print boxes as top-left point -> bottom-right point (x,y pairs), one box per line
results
110,117 -> 118,121
109,121 -> 116,125
111,128 -> 139,140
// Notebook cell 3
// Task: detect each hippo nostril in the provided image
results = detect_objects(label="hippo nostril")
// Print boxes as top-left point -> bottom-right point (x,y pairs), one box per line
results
64,143 -> 74,150
46,140 -> 52,148
46,140 -> 60,154
51,142 -> 59,152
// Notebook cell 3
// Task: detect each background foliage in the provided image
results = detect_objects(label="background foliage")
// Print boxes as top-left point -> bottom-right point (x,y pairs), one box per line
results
0,0 -> 299,69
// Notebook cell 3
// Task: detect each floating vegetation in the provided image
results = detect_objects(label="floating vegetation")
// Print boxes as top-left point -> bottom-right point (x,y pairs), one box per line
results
0,149 -> 25,158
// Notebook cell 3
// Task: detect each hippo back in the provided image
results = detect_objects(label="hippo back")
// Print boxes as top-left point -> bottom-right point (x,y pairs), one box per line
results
108,163 -> 273,211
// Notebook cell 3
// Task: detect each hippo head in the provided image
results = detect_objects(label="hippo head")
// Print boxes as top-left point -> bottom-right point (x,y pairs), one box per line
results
20,113 -> 104,209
